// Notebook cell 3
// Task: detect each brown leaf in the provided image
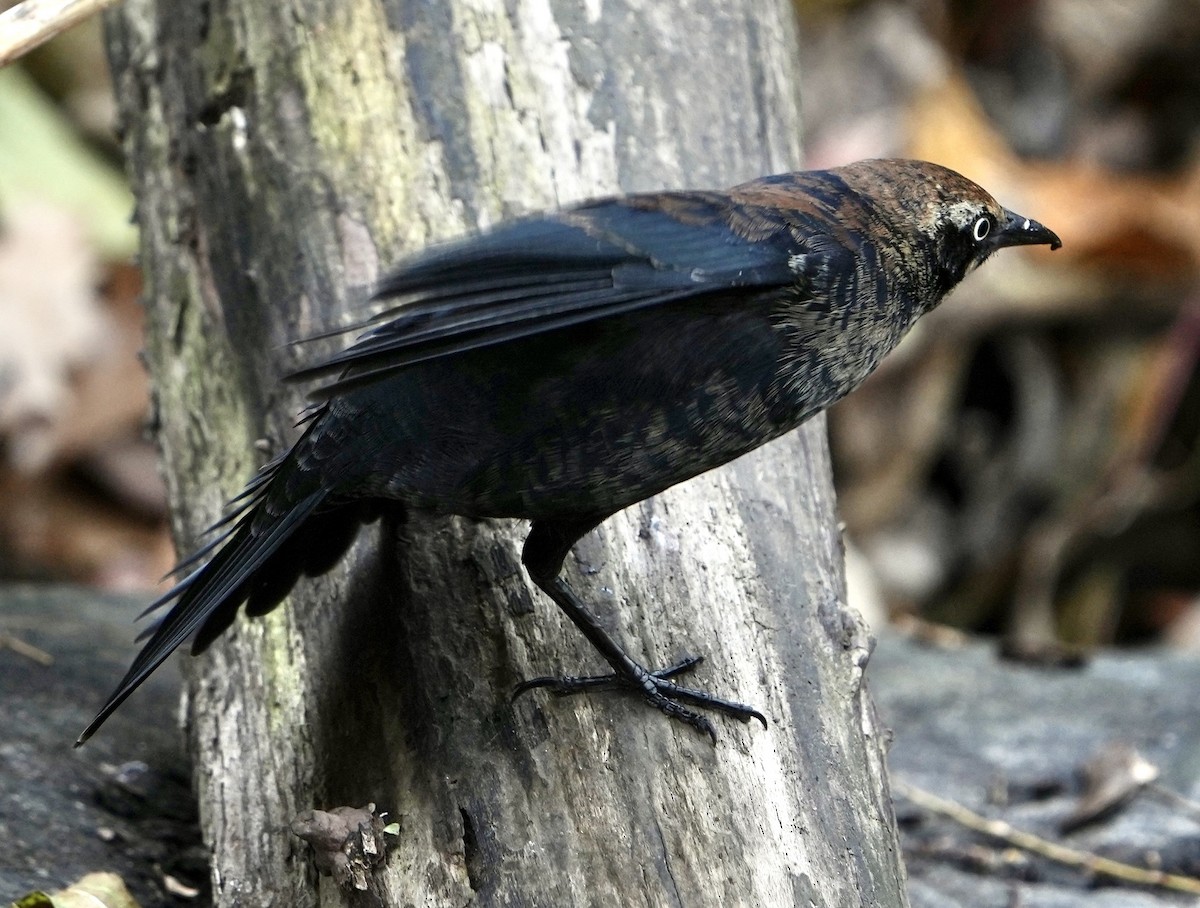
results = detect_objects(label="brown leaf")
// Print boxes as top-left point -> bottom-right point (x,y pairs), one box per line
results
0,201 -> 103,472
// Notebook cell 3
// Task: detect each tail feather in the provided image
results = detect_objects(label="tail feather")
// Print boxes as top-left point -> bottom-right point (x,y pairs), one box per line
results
162,451 -> 293,580
76,489 -> 328,746
242,500 -> 370,618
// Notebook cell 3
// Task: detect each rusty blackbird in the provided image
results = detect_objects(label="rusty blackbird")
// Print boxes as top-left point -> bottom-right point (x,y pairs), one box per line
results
78,159 -> 1060,744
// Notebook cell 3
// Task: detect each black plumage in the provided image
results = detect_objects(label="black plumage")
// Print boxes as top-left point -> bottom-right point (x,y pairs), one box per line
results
78,159 -> 1060,744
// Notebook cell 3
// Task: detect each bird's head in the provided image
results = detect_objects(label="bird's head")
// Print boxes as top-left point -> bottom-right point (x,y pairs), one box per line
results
834,159 -> 1061,293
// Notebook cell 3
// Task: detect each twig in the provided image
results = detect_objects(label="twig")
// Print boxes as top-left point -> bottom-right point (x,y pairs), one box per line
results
0,0 -> 123,68
1147,782 -> 1200,825
893,777 -> 1200,895
0,632 -> 54,665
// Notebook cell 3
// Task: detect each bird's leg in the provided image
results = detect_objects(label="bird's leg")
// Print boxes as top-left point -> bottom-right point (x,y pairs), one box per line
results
516,517 -> 767,742
517,654 -> 706,694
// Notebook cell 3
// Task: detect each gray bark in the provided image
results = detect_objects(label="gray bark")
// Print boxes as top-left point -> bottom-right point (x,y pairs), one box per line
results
105,1 -> 908,905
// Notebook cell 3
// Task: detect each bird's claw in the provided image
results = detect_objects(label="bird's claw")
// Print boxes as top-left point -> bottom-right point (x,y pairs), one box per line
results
514,654 -> 768,742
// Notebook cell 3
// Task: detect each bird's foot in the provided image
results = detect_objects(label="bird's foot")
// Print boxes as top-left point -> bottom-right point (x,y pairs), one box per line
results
514,655 -> 767,743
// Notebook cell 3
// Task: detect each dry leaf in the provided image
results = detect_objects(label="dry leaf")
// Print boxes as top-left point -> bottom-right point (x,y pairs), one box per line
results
13,871 -> 142,908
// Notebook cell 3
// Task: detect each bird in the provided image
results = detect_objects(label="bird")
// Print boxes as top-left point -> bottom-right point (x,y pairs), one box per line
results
77,159 -> 1061,745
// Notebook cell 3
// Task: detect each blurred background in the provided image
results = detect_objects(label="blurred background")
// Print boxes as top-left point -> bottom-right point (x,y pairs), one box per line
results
3,0 -> 1199,656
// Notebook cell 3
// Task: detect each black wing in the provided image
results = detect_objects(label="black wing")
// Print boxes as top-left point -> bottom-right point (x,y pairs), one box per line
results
290,194 -> 803,398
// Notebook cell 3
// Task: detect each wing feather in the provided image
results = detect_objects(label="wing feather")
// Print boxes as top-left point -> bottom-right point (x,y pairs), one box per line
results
291,196 -> 802,398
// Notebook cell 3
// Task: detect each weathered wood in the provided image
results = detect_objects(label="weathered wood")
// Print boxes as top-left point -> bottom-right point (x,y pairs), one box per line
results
105,1 -> 908,904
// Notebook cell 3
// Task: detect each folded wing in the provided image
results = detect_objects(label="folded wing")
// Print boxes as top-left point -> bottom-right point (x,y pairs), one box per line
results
291,194 -> 802,397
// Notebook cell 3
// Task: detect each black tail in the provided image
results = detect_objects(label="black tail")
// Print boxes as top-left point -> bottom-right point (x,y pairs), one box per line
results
75,467 -> 338,743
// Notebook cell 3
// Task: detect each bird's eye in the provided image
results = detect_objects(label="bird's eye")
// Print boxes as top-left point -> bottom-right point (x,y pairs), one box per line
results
972,216 -> 991,242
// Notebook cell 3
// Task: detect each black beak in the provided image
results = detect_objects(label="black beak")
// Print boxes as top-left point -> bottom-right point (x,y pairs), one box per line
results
996,208 -> 1062,251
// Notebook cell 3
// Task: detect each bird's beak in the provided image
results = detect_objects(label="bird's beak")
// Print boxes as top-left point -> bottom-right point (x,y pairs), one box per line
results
995,208 -> 1062,251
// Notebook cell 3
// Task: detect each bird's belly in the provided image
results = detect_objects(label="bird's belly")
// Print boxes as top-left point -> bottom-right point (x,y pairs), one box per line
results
470,388 -> 791,518
378,379 -> 789,519
356,307 -> 793,519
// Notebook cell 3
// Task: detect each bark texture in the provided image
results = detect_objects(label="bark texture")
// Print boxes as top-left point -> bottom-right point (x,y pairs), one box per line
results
105,1 -> 908,905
